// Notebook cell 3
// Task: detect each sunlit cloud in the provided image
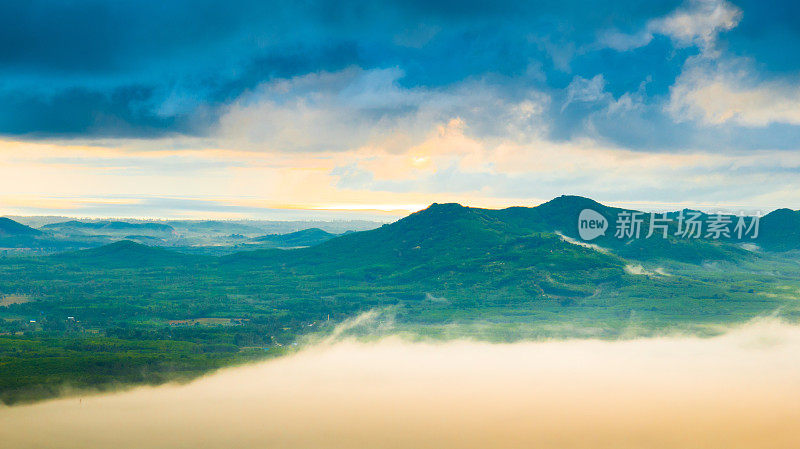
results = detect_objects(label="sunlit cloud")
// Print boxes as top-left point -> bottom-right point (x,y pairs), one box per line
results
669,56 -> 800,127
3,320 -> 800,449
215,67 -> 549,153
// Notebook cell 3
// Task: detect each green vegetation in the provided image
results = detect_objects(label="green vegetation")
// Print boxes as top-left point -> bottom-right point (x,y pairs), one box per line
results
2,196 -> 800,404
0,335 -> 281,405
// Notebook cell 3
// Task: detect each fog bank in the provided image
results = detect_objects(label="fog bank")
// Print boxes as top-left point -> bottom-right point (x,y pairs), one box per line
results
3,319 -> 800,449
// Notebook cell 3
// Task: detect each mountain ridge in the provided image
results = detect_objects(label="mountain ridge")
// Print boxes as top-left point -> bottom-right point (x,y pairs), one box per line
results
0,217 -> 42,237
44,195 -> 800,268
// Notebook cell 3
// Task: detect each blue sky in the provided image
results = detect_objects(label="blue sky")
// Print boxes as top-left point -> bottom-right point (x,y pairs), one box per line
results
1,0 -> 800,218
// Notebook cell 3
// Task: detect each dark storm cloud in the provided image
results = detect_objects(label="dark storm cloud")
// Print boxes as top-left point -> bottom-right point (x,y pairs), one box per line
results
0,0 -> 676,138
1,0 -> 799,151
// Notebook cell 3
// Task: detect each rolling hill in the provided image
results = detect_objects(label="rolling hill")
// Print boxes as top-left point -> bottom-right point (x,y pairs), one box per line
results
223,196 -> 756,268
758,208 -> 800,251
251,228 -> 338,247
51,240 -> 204,268
0,217 -> 42,237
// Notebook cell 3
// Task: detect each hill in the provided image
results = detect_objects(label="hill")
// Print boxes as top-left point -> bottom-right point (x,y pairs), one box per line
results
224,196 -> 752,268
758,209 -> 800,251
14,197 -> 800,257
52,240 -> 203,268
251,228 -> 337,247
223,202 -> 628,302
0,217 -> 42,237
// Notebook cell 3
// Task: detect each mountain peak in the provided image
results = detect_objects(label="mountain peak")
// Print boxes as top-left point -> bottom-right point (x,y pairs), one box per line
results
537,195 -> 606,211
765,208 -> 799,218
396,203 -> 478,228
425,202 -> 467,211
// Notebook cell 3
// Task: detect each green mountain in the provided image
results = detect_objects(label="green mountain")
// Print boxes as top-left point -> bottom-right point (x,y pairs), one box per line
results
10,197 -> 800,258
222,201 -> 627,303
0,217 -> 42,237
52,240 -> 203,268
251,228 -> 337,247
758,209 -> 800,251
225,196 -> 750,268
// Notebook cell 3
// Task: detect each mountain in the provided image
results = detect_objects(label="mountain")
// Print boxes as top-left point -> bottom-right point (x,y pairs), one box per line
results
166,220 -> 265,235
492,195 -> 620,234
42,220 -> 174,234
251,228 -> 337,247
492,196 -> 759,261
223,196 -> 757,273
227,203 -> 512,265
0,217 -> 42,237
758,209 -> 800,251
17,196 -> 800,261
222,201 -> 626,302
52,240 -> 203,268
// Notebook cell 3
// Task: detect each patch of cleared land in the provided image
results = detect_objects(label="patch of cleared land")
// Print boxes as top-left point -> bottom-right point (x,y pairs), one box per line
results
168,318 -> 249,326
0,295 -> 31,307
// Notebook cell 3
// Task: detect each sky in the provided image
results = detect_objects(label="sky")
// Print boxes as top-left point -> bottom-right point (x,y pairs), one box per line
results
2,0 -> 800,218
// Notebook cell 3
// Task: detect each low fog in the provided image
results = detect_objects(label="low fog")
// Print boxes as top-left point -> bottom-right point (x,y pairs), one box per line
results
3,319 -> 800,449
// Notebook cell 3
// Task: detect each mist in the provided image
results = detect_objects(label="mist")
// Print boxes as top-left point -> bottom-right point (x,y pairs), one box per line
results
3,319 -> 800,449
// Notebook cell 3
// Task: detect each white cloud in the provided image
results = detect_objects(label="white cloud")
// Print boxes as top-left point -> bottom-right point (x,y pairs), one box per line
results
562,75 -> 609,111
597,29 -> 655,52
643,0 -> 800,128
326,118 -> 800,210
651,0 -> 741,50
216,67 -> 550,153
599,0 -> 741,52
669,57 -> 800,127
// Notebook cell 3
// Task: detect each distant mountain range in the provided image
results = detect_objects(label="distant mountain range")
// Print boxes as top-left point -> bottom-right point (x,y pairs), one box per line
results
43,195 -> 797,296
3,195 -> 800,258
0,216 -> 378,254
223,195 -> 795,269
42,220 -> 175,234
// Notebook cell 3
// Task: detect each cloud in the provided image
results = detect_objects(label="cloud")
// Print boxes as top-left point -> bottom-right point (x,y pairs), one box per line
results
651,0 -> 741,50
3,320 -> 800,449
3,0 -> 800,210
216,67 -> 550,152
322,119 -> 800,210
0,0 -> 673,138
599,0 -> 741,52
562,75 -> 610,110
597,29 -> 656,52
669,56 -> 800,127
